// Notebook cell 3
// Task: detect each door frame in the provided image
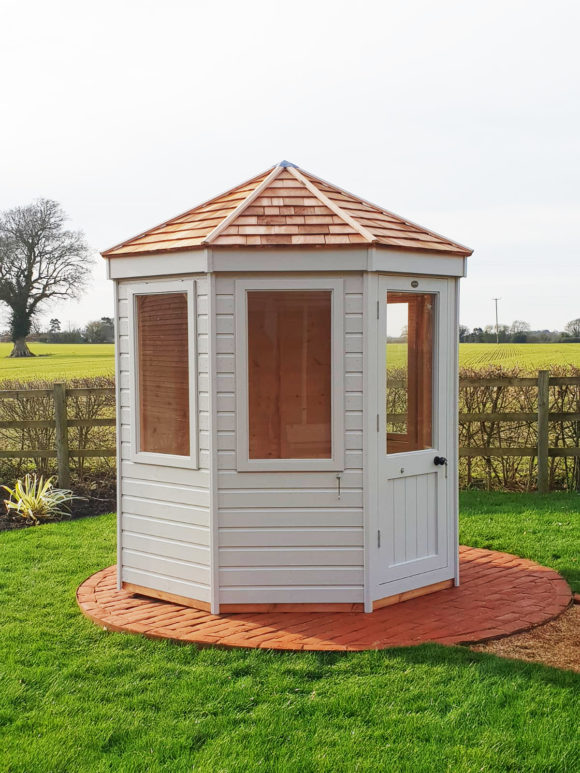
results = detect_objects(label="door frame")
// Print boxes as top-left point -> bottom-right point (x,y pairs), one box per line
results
364,273 -> 460,610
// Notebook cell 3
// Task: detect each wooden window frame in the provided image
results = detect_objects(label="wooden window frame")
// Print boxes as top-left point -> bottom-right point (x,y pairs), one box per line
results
235,277 -> 345,472
127,279 -> 198,469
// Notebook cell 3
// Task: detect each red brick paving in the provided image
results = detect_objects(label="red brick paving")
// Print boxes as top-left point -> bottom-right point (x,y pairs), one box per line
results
76,546 -> 571,651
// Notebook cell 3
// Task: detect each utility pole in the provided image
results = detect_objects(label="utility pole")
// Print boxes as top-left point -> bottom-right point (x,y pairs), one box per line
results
492,298 -> 501,344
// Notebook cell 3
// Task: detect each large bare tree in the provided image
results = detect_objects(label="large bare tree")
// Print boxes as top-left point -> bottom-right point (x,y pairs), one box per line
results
0,199 -> 92,357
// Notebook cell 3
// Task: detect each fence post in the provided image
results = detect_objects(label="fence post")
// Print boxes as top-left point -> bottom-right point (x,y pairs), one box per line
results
53,382 -> 71,489
537,370 -> 550,493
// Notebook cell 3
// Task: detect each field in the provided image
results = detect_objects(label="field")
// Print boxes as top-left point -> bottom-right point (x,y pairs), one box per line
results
0,343 -> 115,381
0,342 -> 579,383
386,342 -> 580,370
458,343 -> 580,369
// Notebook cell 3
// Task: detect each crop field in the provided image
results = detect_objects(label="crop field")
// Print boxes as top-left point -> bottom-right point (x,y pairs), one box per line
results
0,343 -> 115,381
387,342 -> 580,371
0,342 -> 579,383
459,343 -> 580,369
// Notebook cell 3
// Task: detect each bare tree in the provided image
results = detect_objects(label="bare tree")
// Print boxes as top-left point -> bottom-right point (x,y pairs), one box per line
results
565,318 -> 580,338
0,199 -> 92,357
510,320 -> 531,334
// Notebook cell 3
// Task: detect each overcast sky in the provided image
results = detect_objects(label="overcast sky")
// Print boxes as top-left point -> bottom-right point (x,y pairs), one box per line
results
1,0 -> 578,332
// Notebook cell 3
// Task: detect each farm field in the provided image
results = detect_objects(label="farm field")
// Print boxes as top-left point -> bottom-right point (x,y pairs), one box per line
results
0,342 -> 579,383
387,342 -> 580,370
0,343 -> 115,381
458,343 -> 580,369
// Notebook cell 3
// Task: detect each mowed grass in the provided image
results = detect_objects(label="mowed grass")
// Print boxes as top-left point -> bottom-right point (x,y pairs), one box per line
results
0,343 -> 114,381
459,490 -> 580,593
1,493 -> 579,772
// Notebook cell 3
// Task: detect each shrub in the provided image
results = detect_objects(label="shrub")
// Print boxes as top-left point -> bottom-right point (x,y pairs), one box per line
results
2,474 -> 81,525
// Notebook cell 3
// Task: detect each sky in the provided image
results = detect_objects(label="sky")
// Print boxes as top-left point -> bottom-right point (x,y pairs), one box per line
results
1,0 -> 578,332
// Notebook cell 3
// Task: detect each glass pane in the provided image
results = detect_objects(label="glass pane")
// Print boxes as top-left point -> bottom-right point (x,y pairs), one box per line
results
248,290 -> 331,459
137,293 -> 190,456
386,292 -> 433,454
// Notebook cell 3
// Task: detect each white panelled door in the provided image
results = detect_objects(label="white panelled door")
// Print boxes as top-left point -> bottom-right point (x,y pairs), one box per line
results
376,275 -> 452,591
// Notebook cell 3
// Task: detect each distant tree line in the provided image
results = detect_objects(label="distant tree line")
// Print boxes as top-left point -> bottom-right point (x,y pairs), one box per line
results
459,318 -> 580,344
0,317 -> 114,345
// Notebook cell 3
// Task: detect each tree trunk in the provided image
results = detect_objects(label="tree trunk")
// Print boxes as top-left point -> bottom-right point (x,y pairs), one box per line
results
9,337 -> 35,357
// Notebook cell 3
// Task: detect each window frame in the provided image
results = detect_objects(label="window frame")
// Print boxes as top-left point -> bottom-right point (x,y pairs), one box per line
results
127,279 -> 198,469
235,277 -> 344,472
386,291 -> 435,454
382,280 -> 443,461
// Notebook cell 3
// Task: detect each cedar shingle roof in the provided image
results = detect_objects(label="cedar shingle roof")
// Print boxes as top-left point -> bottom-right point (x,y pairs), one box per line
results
103,161 -> 472,257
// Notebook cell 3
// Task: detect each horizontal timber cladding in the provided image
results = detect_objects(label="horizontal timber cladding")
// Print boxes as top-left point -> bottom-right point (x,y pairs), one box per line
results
117,276 -> 212,603
216,273 -> 365,605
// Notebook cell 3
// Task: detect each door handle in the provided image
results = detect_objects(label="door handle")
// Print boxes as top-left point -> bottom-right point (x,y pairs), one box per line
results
434,456 -> 448,478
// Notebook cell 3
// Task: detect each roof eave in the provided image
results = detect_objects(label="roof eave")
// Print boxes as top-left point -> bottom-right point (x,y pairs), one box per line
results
100,164 -> 277,258
102,241 -> 471,259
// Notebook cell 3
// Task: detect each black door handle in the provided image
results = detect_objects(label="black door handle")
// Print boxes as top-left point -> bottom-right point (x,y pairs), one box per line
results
434,456 -> 447,466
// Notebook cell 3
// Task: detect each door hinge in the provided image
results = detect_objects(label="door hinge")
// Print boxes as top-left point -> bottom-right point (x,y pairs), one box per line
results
377,529 -> 381,548
376,413 -> 379,432
377,300 -> 380,319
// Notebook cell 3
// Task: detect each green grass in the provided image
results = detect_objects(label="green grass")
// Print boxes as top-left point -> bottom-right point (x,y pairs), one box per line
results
0,343 -> 114,381
459,490 -> 580,593
386,342 -> 580,370
1,342 -> 579,383
458,343 -> 580,369
1,493 -> 579,772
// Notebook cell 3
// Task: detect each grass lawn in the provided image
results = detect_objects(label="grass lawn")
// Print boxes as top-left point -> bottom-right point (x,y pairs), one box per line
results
459,491 -> 580,593
1,493 -> 579,771
0,343 -> 114,381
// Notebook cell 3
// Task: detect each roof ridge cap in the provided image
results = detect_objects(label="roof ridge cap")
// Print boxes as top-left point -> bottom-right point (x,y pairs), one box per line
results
101,166 -> 275,257
296,167 -> 473,255
286,166 -> 375,243
202,164 -> 285,245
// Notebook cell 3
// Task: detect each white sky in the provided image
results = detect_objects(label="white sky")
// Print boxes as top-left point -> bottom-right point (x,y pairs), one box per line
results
1,0 -> 578,332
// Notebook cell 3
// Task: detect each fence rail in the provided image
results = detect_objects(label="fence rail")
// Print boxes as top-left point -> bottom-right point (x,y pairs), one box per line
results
0,371 -> 579,492
0,382 -> 116,488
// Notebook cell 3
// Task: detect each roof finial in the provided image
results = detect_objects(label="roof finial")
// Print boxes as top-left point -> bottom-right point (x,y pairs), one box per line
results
278,160 -> 298,168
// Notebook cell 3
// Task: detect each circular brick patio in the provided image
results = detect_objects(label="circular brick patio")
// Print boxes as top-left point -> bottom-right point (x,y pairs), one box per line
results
76,546 -> 571,651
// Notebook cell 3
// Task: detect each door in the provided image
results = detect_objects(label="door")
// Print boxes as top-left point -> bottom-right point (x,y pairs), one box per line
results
375,275 -> 452,592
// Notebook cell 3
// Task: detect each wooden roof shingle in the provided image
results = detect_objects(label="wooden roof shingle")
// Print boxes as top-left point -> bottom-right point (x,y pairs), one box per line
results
103,161 -> 472,257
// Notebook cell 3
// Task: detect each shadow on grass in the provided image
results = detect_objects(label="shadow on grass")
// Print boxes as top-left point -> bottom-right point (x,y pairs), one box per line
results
262,640 -> 580,687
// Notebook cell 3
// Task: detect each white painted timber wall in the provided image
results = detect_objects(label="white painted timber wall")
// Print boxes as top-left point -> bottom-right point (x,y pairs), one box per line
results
215,272 -> 365,605
116,275 -> 212,603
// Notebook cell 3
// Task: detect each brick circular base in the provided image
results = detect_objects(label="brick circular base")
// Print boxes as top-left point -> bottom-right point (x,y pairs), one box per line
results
77,547 -> 571,651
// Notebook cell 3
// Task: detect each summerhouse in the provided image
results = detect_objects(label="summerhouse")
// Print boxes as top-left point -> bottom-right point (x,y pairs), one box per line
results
103,161 -> 472,614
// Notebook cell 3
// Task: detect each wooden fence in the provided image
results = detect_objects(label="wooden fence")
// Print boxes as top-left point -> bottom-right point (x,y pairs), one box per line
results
457,371 -> 580,492
0,382 -> 115,488
0,371 -> 578,491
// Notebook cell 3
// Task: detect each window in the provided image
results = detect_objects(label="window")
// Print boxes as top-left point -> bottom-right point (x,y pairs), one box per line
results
236,279 -> 344,471
248,290 -> 331,459
128,280 -> 197,467
386,292 -> 434,454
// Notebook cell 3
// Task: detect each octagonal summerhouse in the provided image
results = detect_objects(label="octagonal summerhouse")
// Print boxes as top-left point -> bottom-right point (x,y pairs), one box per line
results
103,161 -> 472,614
